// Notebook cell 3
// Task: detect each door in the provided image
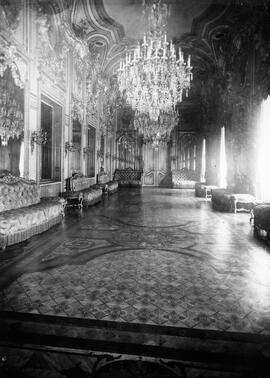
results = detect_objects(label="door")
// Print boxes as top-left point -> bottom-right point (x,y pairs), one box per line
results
142,143 -> 169,186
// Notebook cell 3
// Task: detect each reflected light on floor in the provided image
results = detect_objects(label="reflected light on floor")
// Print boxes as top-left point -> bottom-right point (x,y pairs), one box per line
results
247,252 -> 270,300
214,219 -> 232,247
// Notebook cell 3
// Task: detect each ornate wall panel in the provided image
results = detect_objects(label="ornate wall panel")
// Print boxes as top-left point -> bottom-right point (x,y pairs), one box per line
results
143,170 -> 155,186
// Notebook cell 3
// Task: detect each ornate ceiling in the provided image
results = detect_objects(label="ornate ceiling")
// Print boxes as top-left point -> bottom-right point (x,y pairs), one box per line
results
102,0 -> 213,41
67,0 -> 231,75
36,0 -> 259,116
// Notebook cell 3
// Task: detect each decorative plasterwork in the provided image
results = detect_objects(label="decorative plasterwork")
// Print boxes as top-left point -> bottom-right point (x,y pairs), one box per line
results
175,1 -> 230,74
71,93 -> 84,124
35,0 -> 91,85
35,11 -> 67,83
0,0 -> 22,32
71,54 -> 85,123
70,0 -> 125,74
99,77 -> 123,136
179,132 -> 197,148
0,41 -> 26,88
85,51 -> 105,121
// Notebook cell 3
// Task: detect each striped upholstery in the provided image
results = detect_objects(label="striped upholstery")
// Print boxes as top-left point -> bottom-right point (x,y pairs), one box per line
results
0,174 -> 65,249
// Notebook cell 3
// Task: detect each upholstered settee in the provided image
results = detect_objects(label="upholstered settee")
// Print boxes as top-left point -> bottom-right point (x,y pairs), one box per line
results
195,182 -> 219,198
61,173 -> 102,208
172,169 -> 198,189
95,173 -> 118,194
252,204 -> 270,239
0,174 -> 65,249
211,188 -> 256,213
113,167 -> 143,187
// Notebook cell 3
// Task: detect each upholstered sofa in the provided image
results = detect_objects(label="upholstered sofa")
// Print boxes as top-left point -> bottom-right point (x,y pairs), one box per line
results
0,174 -> 66,249
172,169 -> 198,189
61,173 -> 102,208
113,167 -> 143,187
211,188 -> 256,213
95,173 -> 118,194
195,182 -> 219,198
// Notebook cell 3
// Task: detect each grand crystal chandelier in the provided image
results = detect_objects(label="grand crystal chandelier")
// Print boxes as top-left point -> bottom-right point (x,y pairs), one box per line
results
118,0 -> 192,123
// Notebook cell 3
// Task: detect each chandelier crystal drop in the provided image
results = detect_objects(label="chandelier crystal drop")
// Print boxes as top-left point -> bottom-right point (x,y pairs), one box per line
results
118,0 -> 193,123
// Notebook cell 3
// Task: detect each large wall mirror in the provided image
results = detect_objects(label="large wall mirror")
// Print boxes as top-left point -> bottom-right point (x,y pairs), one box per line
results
86,125 -> 95,178
40,95 -> 62,181
70,119 -> 81,173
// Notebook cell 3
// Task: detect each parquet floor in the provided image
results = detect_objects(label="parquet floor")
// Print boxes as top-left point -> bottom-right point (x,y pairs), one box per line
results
1,188 -> 270,334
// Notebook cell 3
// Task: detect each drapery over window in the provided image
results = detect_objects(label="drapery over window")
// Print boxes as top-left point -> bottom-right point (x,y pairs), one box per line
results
256,96 -> 270,201
219,127 -> 227,188
200,138 -> 206,183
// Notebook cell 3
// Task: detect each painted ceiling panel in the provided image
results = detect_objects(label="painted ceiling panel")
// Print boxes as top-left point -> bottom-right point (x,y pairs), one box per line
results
103,0 -> 213,41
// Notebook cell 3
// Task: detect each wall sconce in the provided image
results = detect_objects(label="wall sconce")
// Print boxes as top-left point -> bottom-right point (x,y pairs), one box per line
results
83,147 -> 91,159
65,142 -> 81,156
31,130 -> 47,153
97,149 -> 102,159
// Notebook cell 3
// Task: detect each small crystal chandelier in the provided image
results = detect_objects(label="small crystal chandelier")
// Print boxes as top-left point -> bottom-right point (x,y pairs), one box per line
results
0,68 -> 24,146
118,0 -> 192,123
146,132 -> 170,150
134,109 -> 178,148
117,135 -> 133,152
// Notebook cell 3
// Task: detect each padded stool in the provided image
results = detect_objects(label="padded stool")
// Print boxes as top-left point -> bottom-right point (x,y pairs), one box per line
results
195,182 -> 219,198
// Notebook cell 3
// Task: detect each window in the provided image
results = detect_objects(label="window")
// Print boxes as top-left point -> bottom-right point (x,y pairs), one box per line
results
179,153 -> 182,169
187,148 -> 190,170
193,144 -> 196,171
41,96 -> 62,181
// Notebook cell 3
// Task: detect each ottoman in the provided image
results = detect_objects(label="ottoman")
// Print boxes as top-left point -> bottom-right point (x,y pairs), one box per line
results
231,193 -> 256,213
195,182 -> 219,198
212,189 -> 255,213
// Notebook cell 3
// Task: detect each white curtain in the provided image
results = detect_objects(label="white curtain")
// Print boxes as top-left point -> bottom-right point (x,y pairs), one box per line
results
219,127 -> 227,188
200,138 -> 206,182
256,96 -> 270,201
19,140 -> 24,177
